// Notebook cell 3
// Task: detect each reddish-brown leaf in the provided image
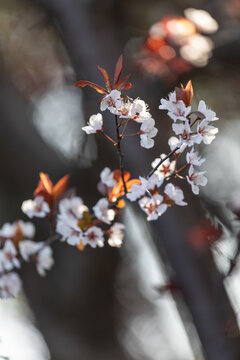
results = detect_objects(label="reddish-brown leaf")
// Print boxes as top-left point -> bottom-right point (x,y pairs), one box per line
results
115,74 -> 131,90
114,55 -> 123,86
74,80 -> 108,94
53,175 -> 69,201
97,66 -> 112,91
175,80 -> 193,106
123,82 -> 132,90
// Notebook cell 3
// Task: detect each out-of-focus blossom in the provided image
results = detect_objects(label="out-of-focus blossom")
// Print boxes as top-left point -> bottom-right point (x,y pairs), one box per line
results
126,178 -> 148,202
164,183 -> 187,206
184,8 -> 219,34
82,226 -> 104,248
100,167 -> 117,188
108,223 -> 125,248
21,196 -> 50,218
180,34 -> 214,67
19,240 -> 54,276
186,148 -> 205,166
139,118 -> 158,149
139,195 -> 168,221
56,217 -> 83,246
187,165 -> 208,195
0,272 -> 22,299
82,113 -> 103,134
59,197 -> 88,220
0,240 -> 20,271
93,198 -> 115,224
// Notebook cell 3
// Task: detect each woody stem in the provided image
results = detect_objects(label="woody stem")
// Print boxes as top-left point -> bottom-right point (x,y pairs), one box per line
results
147,146 -> 180,179
115,115 -> 128,194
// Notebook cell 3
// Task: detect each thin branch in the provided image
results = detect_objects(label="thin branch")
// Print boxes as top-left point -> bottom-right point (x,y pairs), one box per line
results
147,146 -> 179,179
115,115 -> 128,194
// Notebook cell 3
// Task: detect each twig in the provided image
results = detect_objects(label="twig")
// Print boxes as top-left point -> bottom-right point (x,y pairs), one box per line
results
147,146 -> 179,179
115,115 -> 128,194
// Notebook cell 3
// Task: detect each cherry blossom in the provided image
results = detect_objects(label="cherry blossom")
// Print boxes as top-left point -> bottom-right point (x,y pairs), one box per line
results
100,90 -> 122,112
100,167 -> 117,188
172,122 -> 197,147
93,198 -> 115,224
126,177 -> 148,202
130,99 -> 152,123
139,195 -> 168,221
21,196 -> 50,219
36,246 -> 54,276
0,272 -> 22,299
0,240 -> 20,271
151,154 -> 176,179
19,240 -> 54,276
159,91 -> 191,122
82,226 -> 104,248
168,136 -> 187,153
164,183 -> 187,206
139,118 -> 158,149
59,197 -> 88,220
186,148 -> 205,166
56,216 -> 83,246
108,223 -> 125,248
187,165 -> 208,195
82,113 -> 103,134
196,119 -> 218,145
198,100 -> 218,122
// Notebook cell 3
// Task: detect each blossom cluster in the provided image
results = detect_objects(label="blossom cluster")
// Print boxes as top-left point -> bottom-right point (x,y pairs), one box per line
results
0,221 -> 53,298
0,56 -> 219,299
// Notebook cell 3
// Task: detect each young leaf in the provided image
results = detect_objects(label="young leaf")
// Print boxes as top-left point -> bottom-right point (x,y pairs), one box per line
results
97,66 -> 112,91
74,80 -> 108,94
114,55 -> 123,86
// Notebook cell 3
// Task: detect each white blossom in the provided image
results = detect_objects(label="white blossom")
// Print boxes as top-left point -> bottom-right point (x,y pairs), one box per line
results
21,196 -> 50,219
195,119 -> 218,145
172,122 -> 197,147
56,216 -> 83,246
139,118 -> 158,149
100,90 -> 122,112
164,183 -> 187,206
168,136 -> 187,153
100,167 -> 117,188
151,154 -> 176,179
108,223 -> 125,248
187,165 -> 208,195
0,272 -> 22,299
59,197 -> 88,220
36,245 -> 54,277
82,113 -> 103,134
186,148 -> 205,166
19,240 -> 54,276
82,226 -> 104,248
1,240 -> 21,271
139,195 -> 168,221
198,100 -> 218,122
159,91 -> 191,122
93,198 -> 115,224
131,99 -> 152,123
126,179 -> 147,202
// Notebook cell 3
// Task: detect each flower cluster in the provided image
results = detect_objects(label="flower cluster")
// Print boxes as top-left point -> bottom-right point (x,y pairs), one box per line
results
0,221 -> 53,298
0,56 -> 219,299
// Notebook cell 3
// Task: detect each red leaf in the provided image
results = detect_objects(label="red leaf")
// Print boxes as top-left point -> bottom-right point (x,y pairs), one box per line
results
114,55 -> 123,86
74,80 -> 108,94
53,175 -> 69,201
123,82 -> 132,90
97,66 -> 112,91
115,74 -> 131,90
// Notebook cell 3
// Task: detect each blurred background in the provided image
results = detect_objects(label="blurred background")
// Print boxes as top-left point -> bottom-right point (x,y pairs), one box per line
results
1,0 -> 240,359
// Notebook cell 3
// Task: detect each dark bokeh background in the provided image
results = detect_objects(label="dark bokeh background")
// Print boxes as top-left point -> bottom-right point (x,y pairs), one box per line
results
1,0 -> 240,359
